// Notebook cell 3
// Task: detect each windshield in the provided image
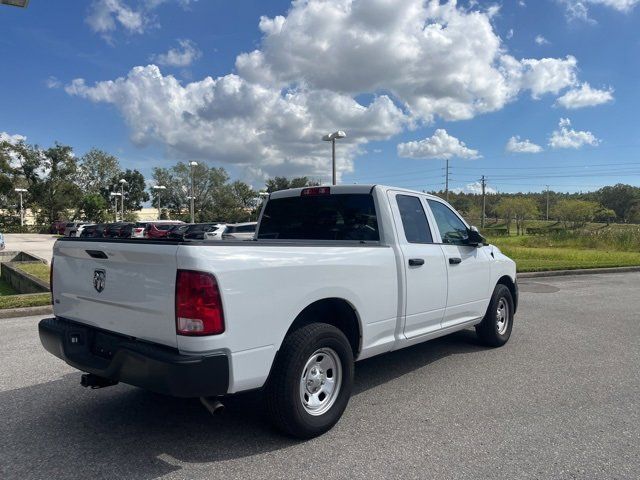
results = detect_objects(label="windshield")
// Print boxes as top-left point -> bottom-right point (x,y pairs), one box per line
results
258,194 -> 379,241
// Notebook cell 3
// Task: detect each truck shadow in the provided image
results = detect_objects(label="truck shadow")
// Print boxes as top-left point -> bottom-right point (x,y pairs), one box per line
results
2,329 -> 485,479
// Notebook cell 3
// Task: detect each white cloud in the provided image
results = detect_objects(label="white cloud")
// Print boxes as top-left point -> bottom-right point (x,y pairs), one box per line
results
555,82 -> 614,109
397,129 -> 480,160
237,0 -> 580,122
0,132 -> 26,145
535,35 -> 550,45
559,0 -> 639,22
516,56 -> 578,99
505,136 -> 543,153
45,76 -> 62,89
453,181 -> 497,194
506,28 -> 514,39
86,0 -> 194,41
86,0 -> 145,37
549,118 -> 600,149
151,39 -> 201,67
66,66 -> 406,181
69,0 -> 593,180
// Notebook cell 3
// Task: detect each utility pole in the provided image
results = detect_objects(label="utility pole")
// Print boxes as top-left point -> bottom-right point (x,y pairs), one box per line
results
445,159 -> 450,201
545,185 -> 550,221
480,176 -> 486,229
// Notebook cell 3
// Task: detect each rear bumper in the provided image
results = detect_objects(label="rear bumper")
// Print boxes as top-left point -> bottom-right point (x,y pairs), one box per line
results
39,317 -> 229,398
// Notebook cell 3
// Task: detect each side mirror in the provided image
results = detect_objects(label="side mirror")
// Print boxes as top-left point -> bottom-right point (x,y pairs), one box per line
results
467,226 -> 486,246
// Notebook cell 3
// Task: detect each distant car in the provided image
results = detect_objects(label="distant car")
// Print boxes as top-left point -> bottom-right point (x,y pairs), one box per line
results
50,221 -> 68,235
144,221 -> 184,239
104,222 -> 135,238
183,223 -> 220,240
79,223 -> 107,238
166,224 -> 191,241
203,223 -> 227,241
75,224 -> 95,238
134,221 -> 185,239
204,222 -> 257,241
64,222 -> 90,237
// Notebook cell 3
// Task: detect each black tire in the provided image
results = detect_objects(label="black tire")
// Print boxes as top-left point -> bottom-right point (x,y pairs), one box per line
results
265,323 -> 354,439
476,284 -> 514,347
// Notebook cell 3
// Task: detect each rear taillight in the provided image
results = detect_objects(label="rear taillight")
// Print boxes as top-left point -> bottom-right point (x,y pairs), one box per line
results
49,258 -> 54,305
175,270 -> 225,336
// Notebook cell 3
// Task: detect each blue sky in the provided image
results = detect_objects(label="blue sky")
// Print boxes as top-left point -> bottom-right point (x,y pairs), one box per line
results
1,0 -> 639,194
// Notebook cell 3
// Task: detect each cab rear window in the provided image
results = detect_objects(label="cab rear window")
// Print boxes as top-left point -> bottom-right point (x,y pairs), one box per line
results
258,194 -> 379,241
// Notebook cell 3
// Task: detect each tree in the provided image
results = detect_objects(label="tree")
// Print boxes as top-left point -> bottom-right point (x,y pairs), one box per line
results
265,176 -> 318,193
495,197 -> 539,235
150,162 -> 257,222
77,193 -> 109,222
597,184 -> 639,222
552,199 -> 599,228
30,143 -> 82,224
594,207 -> 617,226
104,169 -> 149,214
78,149 -> 121,194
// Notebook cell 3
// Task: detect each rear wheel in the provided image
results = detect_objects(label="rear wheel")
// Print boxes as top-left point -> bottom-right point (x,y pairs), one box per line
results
476,284 -> 514,347
265,323 -> 354,439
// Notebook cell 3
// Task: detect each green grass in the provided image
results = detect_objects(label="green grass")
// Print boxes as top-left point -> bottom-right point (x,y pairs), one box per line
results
13,262 -> 50,284
488,231 -> 640,272
0,292 -> 50,309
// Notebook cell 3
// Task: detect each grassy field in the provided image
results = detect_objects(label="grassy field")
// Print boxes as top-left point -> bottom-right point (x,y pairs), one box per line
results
13,262 -> 50,283
0,292 -> 50,309
487,226 -> 640,272
0,262 -> 51,309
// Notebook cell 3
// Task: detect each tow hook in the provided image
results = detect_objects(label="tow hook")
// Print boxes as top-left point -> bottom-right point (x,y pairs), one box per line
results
200,397 -> 225,415
80,373 -> 118,389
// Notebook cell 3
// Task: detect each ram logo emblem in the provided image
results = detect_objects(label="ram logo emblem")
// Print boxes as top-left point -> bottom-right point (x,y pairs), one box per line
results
93,269 -> 106,293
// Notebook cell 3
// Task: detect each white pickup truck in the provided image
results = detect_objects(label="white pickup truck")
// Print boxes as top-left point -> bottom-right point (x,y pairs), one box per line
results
40,185 -> 517,438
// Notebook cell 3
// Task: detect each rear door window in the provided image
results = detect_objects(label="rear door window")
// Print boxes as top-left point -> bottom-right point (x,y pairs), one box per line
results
396,195 -> 433,244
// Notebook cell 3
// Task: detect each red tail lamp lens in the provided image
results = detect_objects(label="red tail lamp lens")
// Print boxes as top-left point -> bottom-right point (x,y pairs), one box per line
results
175,270 -> 225,336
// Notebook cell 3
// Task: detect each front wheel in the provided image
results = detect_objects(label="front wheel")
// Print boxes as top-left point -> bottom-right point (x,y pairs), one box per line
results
265,323 -> 354,439
476,284 -> 514,347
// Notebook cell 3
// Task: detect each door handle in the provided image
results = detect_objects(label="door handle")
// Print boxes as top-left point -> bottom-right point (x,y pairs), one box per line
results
408,258 -> 425,266
449,257 -> 462,265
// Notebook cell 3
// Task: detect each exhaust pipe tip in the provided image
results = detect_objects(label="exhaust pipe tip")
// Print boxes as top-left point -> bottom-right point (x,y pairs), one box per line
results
200,397 -> 225,415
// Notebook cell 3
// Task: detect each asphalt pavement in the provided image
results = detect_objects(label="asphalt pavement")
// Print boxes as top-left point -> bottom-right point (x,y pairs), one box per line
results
1,272 -> 639,479
3,233 -> 57,263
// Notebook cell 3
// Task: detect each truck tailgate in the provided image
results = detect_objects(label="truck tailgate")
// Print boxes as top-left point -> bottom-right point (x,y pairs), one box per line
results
52,240 -> 179,348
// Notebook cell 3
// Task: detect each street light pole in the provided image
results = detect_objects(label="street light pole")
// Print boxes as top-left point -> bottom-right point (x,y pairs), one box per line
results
119,179 -> 128,221
153,185 -> 166,220
14,188 -> 27,227
189,161 -> 198,223
322,131 -> 346,185
110,192 -> 121,222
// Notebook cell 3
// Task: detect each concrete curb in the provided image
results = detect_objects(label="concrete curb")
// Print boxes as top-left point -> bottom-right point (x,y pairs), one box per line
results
518,266 -> 640,278
0,304 -> 52,319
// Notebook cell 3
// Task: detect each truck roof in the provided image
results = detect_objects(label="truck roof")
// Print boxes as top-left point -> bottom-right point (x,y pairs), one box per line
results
269,184 -> 445,201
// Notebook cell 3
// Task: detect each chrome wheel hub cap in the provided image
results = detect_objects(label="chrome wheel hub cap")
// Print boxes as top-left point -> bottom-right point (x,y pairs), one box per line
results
496,297 -> 509,335
299,348 -> 342,416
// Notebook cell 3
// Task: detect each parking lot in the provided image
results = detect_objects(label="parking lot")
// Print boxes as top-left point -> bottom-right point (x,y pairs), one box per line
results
2,233 -> 57,263
1,272 -> 638,479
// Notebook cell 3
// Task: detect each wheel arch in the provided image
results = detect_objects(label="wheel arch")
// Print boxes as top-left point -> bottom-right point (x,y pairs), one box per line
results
285,297 -> 363,359
496,274 -> 518,313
